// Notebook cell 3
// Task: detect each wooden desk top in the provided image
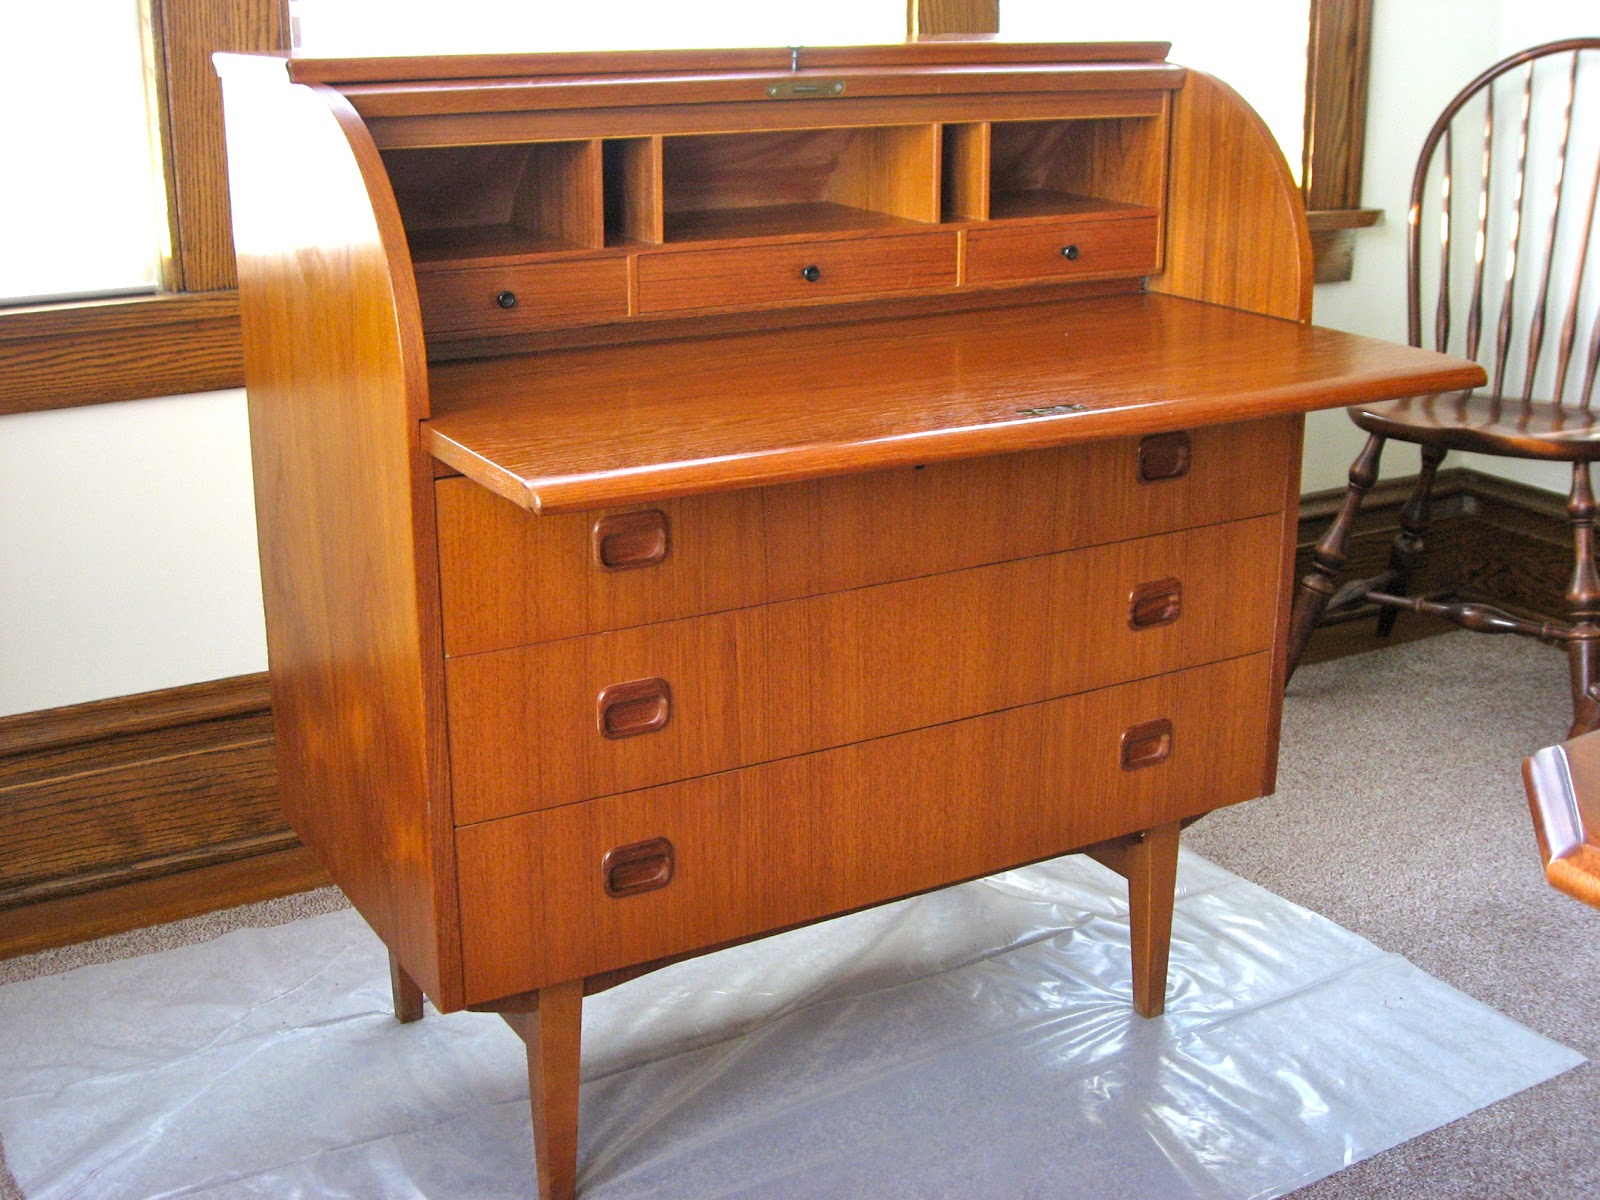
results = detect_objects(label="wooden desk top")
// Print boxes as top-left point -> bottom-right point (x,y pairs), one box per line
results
424,293 -> 1486,513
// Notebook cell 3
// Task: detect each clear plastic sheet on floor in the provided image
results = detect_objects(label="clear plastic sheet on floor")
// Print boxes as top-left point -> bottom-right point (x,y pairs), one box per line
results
0,850 -> 1581,1200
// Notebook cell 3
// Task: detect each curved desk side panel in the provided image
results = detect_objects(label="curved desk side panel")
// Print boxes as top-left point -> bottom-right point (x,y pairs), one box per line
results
1150,69 -> 1314,324
1150,69 -> 1318,795
218,59 -> 462,1010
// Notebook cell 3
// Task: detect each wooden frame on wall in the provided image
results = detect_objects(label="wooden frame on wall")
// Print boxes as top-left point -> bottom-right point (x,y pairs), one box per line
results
0,0 -> 286,417
1,0 -> 1371,411
1302,0 -> 1380,283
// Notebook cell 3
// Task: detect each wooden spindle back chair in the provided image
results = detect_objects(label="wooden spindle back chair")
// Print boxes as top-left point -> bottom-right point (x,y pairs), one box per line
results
1287,38 -> 1600,737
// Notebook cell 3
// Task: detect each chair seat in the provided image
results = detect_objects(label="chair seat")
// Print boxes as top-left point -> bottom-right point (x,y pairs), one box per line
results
1349,390 -> 1600,461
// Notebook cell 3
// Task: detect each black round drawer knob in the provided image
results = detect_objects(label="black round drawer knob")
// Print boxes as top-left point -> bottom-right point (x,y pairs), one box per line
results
800,264 -> 821,283
1061,245 -> 1080,261
496,290 -> 518,309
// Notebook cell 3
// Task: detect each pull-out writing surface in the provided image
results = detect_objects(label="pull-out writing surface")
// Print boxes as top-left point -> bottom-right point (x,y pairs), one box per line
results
424,293 -> 1488,513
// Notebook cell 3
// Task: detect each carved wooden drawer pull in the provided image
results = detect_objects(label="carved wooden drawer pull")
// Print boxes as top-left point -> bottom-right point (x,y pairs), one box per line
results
1129,578 -> 1183,630
593,509 -> 669,570
603,836 -> 675,898
1138,431 -> 1192,483
1121,718 -> 1174,770
597,677 -> 672,739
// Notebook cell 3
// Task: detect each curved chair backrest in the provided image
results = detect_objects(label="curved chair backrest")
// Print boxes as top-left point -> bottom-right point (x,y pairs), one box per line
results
1407,38 -> 1600,408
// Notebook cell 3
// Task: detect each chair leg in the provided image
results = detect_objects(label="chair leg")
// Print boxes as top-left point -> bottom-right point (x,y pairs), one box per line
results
1565,463 -> 1600,738
1285,433 -> 1387,682
510,981 -> 584,1200
1375,444 -> 1447,638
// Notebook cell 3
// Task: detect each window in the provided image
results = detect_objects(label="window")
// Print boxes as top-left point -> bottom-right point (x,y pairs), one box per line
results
1,0 -> 166,305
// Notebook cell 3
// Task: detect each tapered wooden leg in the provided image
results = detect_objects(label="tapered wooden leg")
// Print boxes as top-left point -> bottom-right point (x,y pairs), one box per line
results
1285,433 -> 1387,681
507,981 -> 584,1200
1375,443 -> 1446,637
1565,463 -> 1600,738
1124,821 -> 1181,1018
1086,819 -> 1182,1018
388,950 -> 425,1024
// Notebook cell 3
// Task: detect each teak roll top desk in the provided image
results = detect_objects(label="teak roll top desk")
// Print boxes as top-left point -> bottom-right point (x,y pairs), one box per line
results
216,41 -> 1484,1198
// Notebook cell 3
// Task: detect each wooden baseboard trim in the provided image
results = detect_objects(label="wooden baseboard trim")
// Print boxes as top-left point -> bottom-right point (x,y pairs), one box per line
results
1296,465 -> 1573,663
0,844 -> 331,959
0,672 -> 316,957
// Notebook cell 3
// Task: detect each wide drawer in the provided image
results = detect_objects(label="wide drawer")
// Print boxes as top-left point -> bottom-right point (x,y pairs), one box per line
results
415,257 -> 629,336
446,514 -> 1282,823
636,231 -> 958,314
454,652 -> 1274,1002
436,416 -> 1296,656
965,215 -> 1159,286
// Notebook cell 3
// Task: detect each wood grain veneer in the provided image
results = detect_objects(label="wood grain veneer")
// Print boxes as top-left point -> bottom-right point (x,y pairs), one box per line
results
365,90 -> 1175,151
0,291 -> 243,415
217,64 -> 462,1010
637,229 -> 958,314
455,652 -> 1272,1003
217,43 -> 1484,1198
335,64 -> 1188,123
1150,71 -> 1313,322
0,673 -> 282,910
423,294 -> 1484,514
0,845 -> 329,960
436,418 -> 1295,656
416,258 -> 629,334
941,122 -> 990,222
447,515 -> 1282,823
964,214 -> 1159,284
910,0 -> 1000,37
603,137 -> 664,246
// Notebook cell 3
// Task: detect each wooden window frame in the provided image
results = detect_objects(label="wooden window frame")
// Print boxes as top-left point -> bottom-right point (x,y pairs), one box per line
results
0,0 -> 285,417
1302,0 -> 1380,283
2,0 -> 1364,416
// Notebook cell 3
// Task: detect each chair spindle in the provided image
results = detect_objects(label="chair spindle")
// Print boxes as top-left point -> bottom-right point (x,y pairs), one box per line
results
1435,126 -> 1454,353
1466,83 -> 1495,363
1523,52 -> 1582,403
1490,65 -> 1535,404
1556,150 -> 1600,408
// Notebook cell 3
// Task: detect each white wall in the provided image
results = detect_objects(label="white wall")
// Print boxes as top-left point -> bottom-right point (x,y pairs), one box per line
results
0,391 -> 266,715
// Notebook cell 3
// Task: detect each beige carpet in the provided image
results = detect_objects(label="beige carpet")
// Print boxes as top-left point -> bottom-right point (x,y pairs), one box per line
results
1,632 -> 1591,1198
1187,632 -> 1600,1199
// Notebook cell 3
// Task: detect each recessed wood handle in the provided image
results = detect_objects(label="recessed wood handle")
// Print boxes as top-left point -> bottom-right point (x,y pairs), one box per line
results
1138,432 -> 1192,483
593,509 -> 669,570
1129,578 -> 1183,630
603,837 -> 675,898
1121,719 -> 1173,770
597,677 -> 672,739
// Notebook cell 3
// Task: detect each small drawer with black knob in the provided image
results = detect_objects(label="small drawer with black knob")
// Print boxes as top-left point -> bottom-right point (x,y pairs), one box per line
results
414,257 -> 629,336
964,215 -> 1159,287
635,231 -> 959,314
